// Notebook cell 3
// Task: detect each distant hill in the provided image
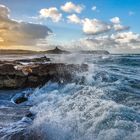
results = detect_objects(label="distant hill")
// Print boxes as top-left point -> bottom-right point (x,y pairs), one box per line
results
0,47 -> 70,54
0,48 -> 109,55
42,47 -> 70,54
79,50 -> 110,55
0,49 -> 37,54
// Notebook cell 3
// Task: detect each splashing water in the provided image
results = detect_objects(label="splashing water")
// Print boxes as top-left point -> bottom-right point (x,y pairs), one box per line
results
0,54 -> 140,140
28,54 -> 140,140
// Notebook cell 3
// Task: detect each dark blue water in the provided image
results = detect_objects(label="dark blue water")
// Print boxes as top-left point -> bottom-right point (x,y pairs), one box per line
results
0,54 -> 140,140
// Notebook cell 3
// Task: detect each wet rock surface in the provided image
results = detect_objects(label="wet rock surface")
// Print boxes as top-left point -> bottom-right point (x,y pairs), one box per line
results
0,57 -> 88,89
14,96 -> 28,104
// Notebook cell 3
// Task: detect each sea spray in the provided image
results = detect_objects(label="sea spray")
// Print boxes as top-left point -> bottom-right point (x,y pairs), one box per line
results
29,83 -> 140,140
28,54 -> 140,140
0,54 -> 140,140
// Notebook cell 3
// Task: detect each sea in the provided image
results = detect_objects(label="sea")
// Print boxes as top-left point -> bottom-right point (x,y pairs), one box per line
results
0,54 -> 140,140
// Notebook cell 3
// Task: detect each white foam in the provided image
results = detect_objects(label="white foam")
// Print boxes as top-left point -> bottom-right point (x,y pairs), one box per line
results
28,54 -> 140,140
29,82 -> 140,140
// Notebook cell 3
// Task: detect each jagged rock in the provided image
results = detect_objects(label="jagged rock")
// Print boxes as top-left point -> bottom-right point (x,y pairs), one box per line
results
44,47 -> 70,54
0,59 -> 88,89
28,76 -> 38,82
0,63 -> 16,75
2,77 -> 27,89
3,79 -> 17,88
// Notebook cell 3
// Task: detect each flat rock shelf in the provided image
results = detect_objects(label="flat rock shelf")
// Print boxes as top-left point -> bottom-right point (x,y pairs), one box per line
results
0,57 -> 88,89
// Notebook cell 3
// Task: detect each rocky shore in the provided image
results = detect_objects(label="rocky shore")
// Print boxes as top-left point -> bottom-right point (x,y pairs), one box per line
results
0,56 -> 88,89
0,56 -> 88,139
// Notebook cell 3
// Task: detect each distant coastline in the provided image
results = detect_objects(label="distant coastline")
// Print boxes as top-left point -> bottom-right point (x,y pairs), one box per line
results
0,47 -> 110,55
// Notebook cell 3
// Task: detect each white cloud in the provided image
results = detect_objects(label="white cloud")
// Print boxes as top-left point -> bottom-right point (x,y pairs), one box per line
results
0,5 -> 52,47
62,11 -> 139,52
113,24 -> 129,31
67,14 -> 81,24
66,15 -> 128,35
61,2 -> 84,13
92,6 -> 97,11
79,38 -> 99,49
82,18 -> 111,35
110,17 -> 120,24
66,15 -> 128,34
0,4 -> 10,18
113,24 -> 123,31
111,31 -> 140,43
72,35 -> 115,50
40,7 -> 62,22
71,31 -> 140,52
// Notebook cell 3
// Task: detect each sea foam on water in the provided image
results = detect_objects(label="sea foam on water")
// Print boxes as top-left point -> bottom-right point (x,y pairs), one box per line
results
0,54 -> 140,140
28,54 -> 140,140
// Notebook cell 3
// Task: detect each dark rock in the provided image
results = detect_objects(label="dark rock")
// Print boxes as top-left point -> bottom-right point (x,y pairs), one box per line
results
0,59 -> 88,89
1,76 -> 27,89
25,112 -> 35,120
14,96 -> 28,104
28,76 -> 38,82
0,63 -> 16,75
44,47 -> 70,54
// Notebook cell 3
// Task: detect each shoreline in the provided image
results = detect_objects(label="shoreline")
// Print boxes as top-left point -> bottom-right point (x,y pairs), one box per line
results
0,56 -> 88,89
0,55 -> 88,139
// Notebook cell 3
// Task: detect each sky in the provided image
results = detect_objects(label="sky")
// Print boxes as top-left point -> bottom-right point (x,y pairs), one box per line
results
0,0 -> 140,53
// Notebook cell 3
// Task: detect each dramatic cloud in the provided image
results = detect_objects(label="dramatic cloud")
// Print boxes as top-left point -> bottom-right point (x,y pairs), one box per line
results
0,4 -> 138,53
62,10 -> 139,52
73,31 -> 140,52
82,18 -> 111,35
40,7 -> 62,22
61,2 -> 84,13
0,5 -> 52,47
67,14 -> 81,24
110,17 -> 120,24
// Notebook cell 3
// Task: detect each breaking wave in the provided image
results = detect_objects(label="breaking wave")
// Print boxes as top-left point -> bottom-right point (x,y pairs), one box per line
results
28,54 -> 140,140
0,54 -> 140,140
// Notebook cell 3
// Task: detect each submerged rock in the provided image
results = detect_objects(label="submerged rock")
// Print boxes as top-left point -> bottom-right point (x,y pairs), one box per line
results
12,92 -> 28,104
25,112 -> 35,120
14,96 -> 28,104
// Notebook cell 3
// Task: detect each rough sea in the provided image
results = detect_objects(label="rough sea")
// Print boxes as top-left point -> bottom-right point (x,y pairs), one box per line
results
0,54 -> 140,140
